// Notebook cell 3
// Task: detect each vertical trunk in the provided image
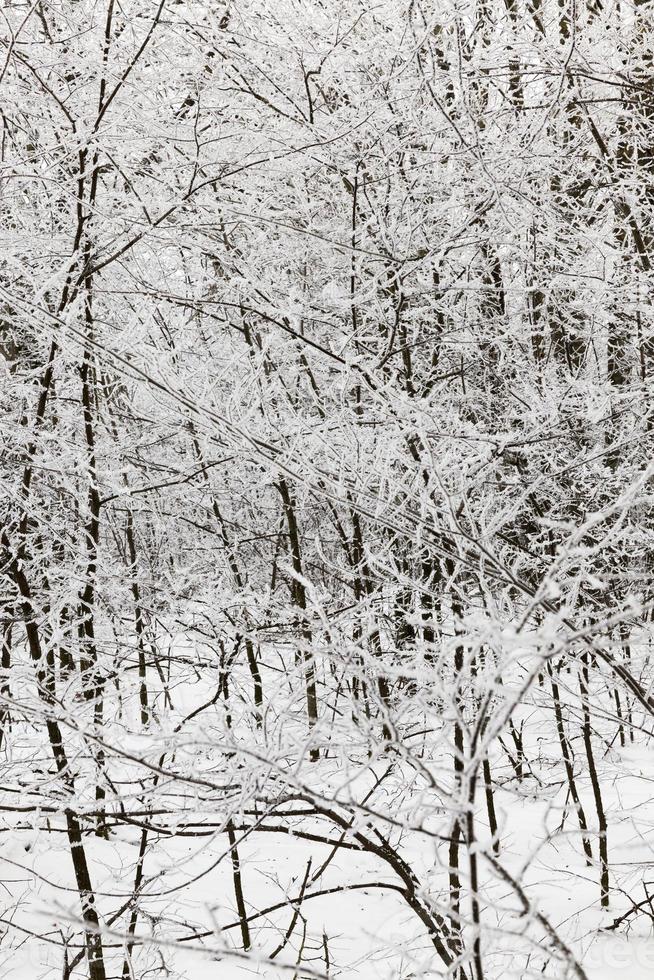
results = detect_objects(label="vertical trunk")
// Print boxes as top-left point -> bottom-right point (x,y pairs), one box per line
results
579,655 -> 609,907
276,478 -> 319,762
527,223 -> 545,367
482,745 -> 500,856
0,622 -> 11,752
125,511 -> 150,728
79,252 -> 109,838
466,770 -> 484,980
503,0 -> 524,108
220,653 -> 251,949
3,538 -> 107,980
227,817 -> 251,950
547,663 -> 594,865
121,822 -> 149,979
448,634 -> 465,918
212,499 -> 263,724
349,506 -> 392,739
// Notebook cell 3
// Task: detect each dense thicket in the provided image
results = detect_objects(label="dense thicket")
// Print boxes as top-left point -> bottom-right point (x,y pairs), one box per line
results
0,2 -> 653,978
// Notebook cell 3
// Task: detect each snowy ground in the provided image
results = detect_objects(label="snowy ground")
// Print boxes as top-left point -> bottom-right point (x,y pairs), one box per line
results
2,634 -> 654,979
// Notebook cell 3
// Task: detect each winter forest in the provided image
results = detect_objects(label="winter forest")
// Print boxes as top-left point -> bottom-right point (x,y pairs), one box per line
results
0,0 -> 653,977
